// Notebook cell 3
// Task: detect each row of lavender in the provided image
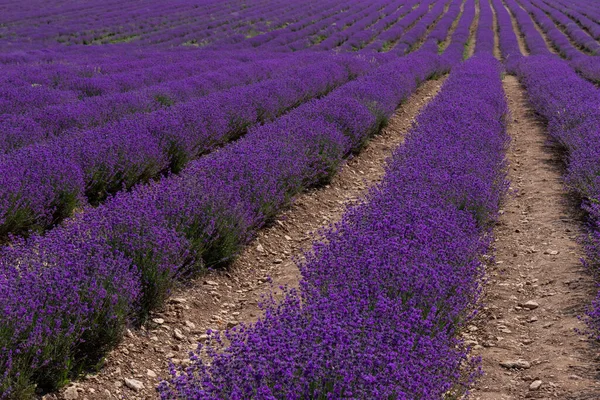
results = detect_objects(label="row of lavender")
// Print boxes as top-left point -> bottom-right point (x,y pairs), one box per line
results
511,0 -> 600,82
158,54 -> 509,400
0,0 -> 472,395
0,0 -> 449,124
0,0 -> 292,47
0,0 -> 368,109
1,0 -> 448,136
0,0 -> 367,111
0,46 -> 450,398
511,57 -> 600,338
0,53 -> 371,237
0,0 -> 452,239
1,54 -> 330,146
542,0 -> 600,40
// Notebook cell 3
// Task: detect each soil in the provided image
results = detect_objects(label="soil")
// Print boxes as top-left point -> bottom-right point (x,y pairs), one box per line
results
491,0 -> 503,59
469,76 -> 600,399
439,0 -> 467,52
50,79 -> 446,400
512,0 -> 558,54
501,0 -> 530,55
466,0 -> 480,58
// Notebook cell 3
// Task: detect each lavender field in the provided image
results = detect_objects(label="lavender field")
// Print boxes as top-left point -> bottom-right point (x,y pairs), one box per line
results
0,0 -> 599,398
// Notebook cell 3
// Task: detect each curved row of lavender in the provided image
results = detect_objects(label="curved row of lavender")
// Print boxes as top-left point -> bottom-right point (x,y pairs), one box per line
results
501,0 -> 553,57
512,0 -> 600,82
157,54 -> 509,400
491,0 -> 525,66
528,0 -> 600,54
475,0 -> 495,55
511,57 -> 600,339
542,0 -> 600,41
557,0 -> 600,22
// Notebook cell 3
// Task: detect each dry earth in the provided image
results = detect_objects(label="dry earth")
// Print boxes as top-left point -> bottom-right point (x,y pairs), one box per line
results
469,76 -> 600,399
501,0 -> 529,55
51,79 -> 446,400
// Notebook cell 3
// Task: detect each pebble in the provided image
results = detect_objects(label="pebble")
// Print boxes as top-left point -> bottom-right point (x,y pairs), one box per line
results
204,280 -> 219,286
520,300 -> 539,310
227,320 -> 239,329
63,386 -> 79,400
528,316 -> 538,323
170,298 -> 187,304
185,320 -> 196,329
256,244 -> 265,253
104,390 -> 112,398
152,318 -> 165,325
173,328 -> 186,340
273,259 -> 283,264
147,369 -> 157,378
500,360 -> 531,369
124,378 -> 145,392
172,358 -> 191,367
529,380 -> 542,390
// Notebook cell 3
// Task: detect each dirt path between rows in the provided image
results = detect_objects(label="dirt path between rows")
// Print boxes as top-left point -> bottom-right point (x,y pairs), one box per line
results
512,0 -> 558,54
50,79 -> 446,400
466,0 -> 480,58
469,75 -> 600,399
501,0 -> 530,55
439,0 -> 467,52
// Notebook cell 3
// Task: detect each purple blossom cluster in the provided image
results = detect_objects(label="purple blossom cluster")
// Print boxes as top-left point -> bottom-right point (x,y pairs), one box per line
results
512,55 -> 600,338
0,46 -> 446,396
158,55 -> 509,400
